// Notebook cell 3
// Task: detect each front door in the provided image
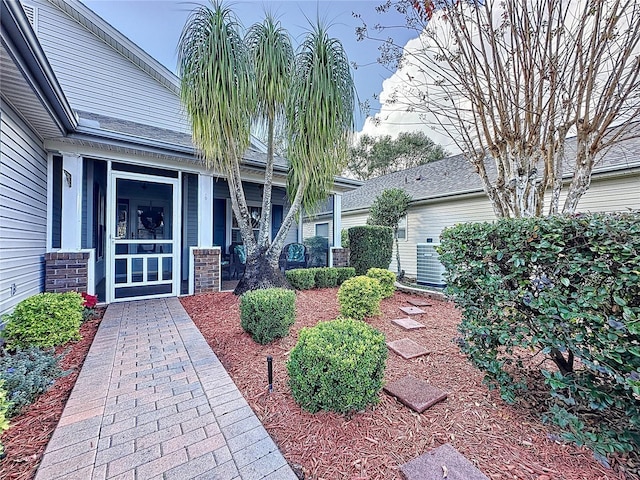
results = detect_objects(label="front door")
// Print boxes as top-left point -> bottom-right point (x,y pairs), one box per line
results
106,172 -> 180,302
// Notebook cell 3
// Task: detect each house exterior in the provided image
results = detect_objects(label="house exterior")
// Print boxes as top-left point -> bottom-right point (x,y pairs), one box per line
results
304,134 -> 640,281
0,0 -> 356,316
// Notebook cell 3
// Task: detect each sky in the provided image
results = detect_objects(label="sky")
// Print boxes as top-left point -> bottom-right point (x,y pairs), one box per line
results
81,0 -> 422,135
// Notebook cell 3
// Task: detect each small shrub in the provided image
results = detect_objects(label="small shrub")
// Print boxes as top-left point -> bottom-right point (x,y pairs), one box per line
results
285,269 -> 316,290
0,347 -> 63,417
341,229 -> 350,249
287,317 -> 387,414
314,268 -> 339,288
0,383 -> 9,456
240,288 -> 296,344
348,226 -> 393,275
335,267 -> 356,285
338,276 -> 382,320
367,268 -> 396,298
2,292 -> 83,349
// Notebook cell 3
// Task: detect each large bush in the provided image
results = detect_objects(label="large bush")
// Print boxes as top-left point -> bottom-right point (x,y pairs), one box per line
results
285,269 -> 316,290
366,268 -> 396,299
338,276 -> 382,321
2,292 -> 83,349
439,213 -> 640,456
348,226 -> 393,275
287,317 -> 387,414
0,347 -> 63,417
240,288 -> 296,344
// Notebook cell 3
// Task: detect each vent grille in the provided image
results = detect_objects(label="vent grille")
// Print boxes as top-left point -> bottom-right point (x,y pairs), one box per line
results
416,244 -> 446,288
22,3 -> 38,31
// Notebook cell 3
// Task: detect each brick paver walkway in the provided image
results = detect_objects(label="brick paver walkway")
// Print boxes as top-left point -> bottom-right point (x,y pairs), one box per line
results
35,298 -> 297,480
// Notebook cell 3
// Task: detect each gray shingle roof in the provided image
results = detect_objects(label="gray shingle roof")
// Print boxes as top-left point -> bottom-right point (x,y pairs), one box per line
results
342,131 -> 640,212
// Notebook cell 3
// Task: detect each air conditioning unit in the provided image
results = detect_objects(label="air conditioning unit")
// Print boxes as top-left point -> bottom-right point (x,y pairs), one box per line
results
416,243 -> 446,288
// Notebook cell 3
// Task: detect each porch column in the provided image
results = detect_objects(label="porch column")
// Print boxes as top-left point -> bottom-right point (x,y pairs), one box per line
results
333,193 -> 342,248
60,153 -> 83,251
198,174 -> 214,247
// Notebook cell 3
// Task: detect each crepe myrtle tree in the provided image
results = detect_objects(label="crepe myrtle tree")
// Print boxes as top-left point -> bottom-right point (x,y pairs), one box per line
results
367,188 -> 412,278
356,0 -> 640,217
179,3 -> 355,294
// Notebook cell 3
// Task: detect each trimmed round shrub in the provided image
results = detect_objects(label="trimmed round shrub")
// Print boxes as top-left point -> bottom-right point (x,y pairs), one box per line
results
367,268 -> 396,298
2,292 -> 83,349
314,267 -> 339,288
240,288 -> 296,344
285,269 -> 316,290
287,317 -> 387,413
335,267 -> 356,285
348,225 -> 393,275
337,276 -> 382,320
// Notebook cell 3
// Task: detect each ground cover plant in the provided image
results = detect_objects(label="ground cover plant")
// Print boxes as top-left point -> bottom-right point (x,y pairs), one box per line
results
182,290 -> 637,479
439,213 -> 640,458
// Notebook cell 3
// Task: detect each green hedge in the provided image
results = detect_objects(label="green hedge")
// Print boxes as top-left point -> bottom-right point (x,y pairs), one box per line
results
439,213 -> 640,456
312,267 -> 338,288
348,226 -> 393,275
240,288 -> 296,344
335,267 -> 356,285
337,275 -> 382,321
285,269 -> 316,290
2,292 -> 83,349
366,268 -> 396,298
287,317 -> 387,414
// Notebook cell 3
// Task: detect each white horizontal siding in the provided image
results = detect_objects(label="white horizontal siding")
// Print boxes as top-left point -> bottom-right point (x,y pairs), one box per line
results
1,101 -> 48,315
29,0 -> 190,134
566,174 -> 640,213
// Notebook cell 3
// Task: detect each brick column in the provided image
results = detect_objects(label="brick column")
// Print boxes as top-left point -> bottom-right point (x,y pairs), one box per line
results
331,247 -> 350,267
191,248 -> 221,294
45,252 -> 90,293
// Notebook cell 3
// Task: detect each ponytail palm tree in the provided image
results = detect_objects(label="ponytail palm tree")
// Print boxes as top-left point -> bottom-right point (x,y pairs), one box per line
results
179,3 -> 355,294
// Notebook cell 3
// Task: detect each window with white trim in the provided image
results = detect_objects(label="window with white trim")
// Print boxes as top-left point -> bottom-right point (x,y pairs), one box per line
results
315,222 -> 329,238
396,216 -> 407,240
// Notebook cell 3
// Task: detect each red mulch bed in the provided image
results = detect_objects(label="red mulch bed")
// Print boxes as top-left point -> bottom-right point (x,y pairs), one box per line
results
0,309 -> 104,480
181,289 -> 631,480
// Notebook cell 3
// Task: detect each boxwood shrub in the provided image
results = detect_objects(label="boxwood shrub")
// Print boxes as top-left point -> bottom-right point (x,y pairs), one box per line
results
240,288 -> 296,344
348,225 -> 393,275
439,212 -> 640,456
366,268 -> 396,298
338,275 -> 382,321
2,292 -> 83,349
335,267 -> 356,285
314,267 -> 339,288
285,269 -> 316,290
287,317 -> 387,414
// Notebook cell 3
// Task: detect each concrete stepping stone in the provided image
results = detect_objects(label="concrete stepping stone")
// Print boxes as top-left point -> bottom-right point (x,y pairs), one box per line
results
400,443 -> 489,480
399,306 -> 426,315
407,298 -> 432,307
387,338 -> 429,359
383,375 -> 447,413
391,317 -> 426,330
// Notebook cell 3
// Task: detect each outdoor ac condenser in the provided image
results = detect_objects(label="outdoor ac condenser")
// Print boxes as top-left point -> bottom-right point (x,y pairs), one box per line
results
416,243 -> 446,288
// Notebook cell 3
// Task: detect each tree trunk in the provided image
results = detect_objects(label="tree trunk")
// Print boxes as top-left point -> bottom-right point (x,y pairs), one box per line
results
394,228 -> 403,279
234,248 -> 291,295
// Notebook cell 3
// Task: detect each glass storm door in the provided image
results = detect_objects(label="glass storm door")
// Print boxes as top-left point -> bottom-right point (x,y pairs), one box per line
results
107,172 -> 180,302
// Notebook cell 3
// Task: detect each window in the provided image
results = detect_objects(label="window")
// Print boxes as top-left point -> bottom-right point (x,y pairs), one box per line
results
396,216 -> 407,240
315,222 -> 329,238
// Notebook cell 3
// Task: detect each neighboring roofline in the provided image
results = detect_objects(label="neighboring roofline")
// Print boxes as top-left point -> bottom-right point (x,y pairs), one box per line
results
2,0 -> 77,133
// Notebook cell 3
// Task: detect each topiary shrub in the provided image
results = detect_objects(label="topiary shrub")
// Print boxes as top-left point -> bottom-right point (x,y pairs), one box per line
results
0,347 -> 63,417
335,267 -> 356,285
287,317 -> 387,414
348,226 -> 393,275
285,268 -> 316,290
337,275 -> 382,321
314,267 -> 339,288
439,212 -> 640,457
0,383 -> 9,456
366,268 -> 396,298
2,292 -> 83,349
240,288 -> 296,344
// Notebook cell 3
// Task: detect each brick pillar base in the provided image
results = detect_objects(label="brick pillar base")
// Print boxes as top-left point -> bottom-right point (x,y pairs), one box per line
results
45,252 -> 90,293
331,247 -> 350,267
192,248 -> 221,294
